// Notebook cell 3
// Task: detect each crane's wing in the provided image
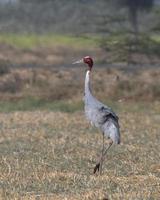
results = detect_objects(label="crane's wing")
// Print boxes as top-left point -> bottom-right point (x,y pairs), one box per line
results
98,106 -> 119,124
84,93 -> 119,127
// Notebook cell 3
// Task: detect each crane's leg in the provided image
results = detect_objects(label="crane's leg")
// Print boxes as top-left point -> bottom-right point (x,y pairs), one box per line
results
99,132 -> 105,175
94,139 -> 113,175
93,132 -> 104,174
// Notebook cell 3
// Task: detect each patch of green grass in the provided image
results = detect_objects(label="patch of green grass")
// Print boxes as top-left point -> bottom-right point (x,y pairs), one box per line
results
0,33 -> 98,49
100,33 -> 160,63
0,98 -> 83,113
0,97 -> 159,116
151,34 -> 160,42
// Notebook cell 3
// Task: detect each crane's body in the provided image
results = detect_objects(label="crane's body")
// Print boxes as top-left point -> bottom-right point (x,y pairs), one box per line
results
73,56 -> 120,174
84,70 -> 120,144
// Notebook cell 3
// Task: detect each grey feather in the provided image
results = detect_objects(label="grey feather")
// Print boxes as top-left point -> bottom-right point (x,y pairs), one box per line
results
84,70 -> 120,144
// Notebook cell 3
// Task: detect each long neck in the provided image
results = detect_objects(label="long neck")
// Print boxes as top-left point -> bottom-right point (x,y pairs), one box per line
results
85,70 -> 92,96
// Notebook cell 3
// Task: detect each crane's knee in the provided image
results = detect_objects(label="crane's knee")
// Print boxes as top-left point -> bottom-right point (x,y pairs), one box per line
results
108,139 -> 113,145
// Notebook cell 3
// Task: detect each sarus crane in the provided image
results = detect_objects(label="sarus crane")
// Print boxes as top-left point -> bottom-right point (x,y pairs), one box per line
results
73,56 -> 120,175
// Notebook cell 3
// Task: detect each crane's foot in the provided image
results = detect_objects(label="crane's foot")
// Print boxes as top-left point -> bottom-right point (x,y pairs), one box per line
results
94,158 -> 104,175
93,162 -> 100,174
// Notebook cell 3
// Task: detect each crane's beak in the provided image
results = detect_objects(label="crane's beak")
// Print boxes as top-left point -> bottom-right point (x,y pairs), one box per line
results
72,59 -> 83,65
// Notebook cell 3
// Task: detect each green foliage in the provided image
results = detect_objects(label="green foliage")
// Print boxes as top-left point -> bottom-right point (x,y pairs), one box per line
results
0,98 -> 83,113
0,0 -> 158,36
117,0 -> 154,11
115,0 -> 154,38
100,33 -> 160,62
0,60 -> 10,75
136,34 -> 160,55
100,33 -> 132,62
0,34 -> 98,49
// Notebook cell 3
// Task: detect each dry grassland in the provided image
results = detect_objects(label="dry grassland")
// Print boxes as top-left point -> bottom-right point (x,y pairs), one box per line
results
0,35 -> 160,199
0,67 -> 160,102
0,63 -> 160,199
0,101 -> 160,199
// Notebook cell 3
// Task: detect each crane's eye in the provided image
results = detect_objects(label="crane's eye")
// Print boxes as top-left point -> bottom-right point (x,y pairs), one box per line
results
83,56 -> 93,69
84,56 -> 90,62
85,58 -> 90,63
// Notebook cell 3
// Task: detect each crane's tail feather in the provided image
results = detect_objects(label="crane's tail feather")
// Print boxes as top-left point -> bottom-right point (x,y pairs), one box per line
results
103,119 -> 120,144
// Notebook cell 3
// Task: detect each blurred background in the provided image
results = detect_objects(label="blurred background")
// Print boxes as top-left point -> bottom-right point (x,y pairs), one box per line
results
0,0 -> 159,110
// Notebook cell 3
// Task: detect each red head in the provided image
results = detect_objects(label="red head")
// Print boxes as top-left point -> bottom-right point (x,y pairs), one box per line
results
83,56 -> 93,71
73,56 -> 94,71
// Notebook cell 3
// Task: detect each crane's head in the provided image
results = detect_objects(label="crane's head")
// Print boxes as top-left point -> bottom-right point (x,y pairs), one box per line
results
73,56 -> 93,71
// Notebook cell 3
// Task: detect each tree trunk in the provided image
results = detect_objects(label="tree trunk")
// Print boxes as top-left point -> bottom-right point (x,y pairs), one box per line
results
129,6 -> 139,42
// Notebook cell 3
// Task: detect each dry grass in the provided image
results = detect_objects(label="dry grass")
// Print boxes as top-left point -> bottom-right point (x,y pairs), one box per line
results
0,101 -> 160,199
0,67 -> 160,102
0,61 -> 160,199
0,34 -> 159,199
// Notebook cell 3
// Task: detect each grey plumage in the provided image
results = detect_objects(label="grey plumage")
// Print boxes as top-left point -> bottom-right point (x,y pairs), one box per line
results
73,56 -> 120,174
84,70 -> 120,144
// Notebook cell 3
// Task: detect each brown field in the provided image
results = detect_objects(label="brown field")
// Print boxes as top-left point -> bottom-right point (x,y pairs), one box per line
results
0,101 -> 160,199
0,43 -> 160,199
0,67 -> 160,199
0,66 -> 160,102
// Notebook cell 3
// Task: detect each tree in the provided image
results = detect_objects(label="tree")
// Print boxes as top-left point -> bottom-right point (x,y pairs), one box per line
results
117,0 -> 154,40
